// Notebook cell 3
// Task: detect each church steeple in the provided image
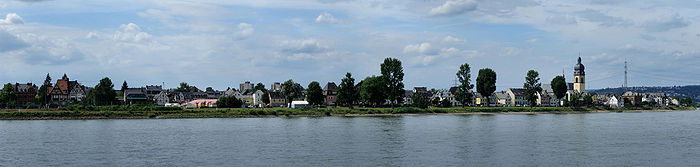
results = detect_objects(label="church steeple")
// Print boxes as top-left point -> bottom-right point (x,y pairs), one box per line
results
573,57 -> 585,93
61,73 -> 69,81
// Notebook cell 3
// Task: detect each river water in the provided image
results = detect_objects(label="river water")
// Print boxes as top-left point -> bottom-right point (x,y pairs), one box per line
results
1,110 -> 699,166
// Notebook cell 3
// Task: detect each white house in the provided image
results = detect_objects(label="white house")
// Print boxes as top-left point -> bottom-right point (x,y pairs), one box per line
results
606,95 -> 624,108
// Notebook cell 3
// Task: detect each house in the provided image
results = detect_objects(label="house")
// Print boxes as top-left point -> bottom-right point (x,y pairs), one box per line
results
268,91 -> 285,107
48,74 -> 87,105
606,95 -> 624,108
323,82 -> 338,106
173,92 -> 208,103
154,91 -> 171,106
642,93 -> 667,106
145,85 -> 162,95
251,90 -> 265,107
447,87 -> 462,106
507,88 -> 528,106
494,92 -> 511,106
14,83 -> 37,105
404,90 -> 414,105
124,88 -> 148,105
622,91 -> 643,106
536,84 -> 560,107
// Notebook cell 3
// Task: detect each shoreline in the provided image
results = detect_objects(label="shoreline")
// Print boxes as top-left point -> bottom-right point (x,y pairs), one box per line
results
0,108 -> 694,120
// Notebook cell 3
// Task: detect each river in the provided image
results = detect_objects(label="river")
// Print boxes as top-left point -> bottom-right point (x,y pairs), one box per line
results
1,110 -> 699,166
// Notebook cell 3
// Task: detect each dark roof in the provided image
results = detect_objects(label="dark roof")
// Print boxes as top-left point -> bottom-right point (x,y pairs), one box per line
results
269,92 -> 284,99
449,87 -> 459,94
414,87 -> 427,93
509,88 -> 527,96
323,82 -> 338,91
404,90 -> 414,97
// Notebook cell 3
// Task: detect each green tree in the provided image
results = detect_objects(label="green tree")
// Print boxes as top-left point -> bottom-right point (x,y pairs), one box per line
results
306,81 -> 325,107
1,83 -> 17,107
360,76 -> 388,107
206,87 -> 214,92
551,75 -> 567,100
337,72 -> 358,108
524,70 -> 542,107
282,79 -> 303,105
455,63 -> 474,107
261,91 -> 270,106
441,98 -> 452,107
175,82 -> 191,92
38,73 -> 52,105
253,83 -> 266,92
217,96 -> 243,108
582,94 -> 593,106
380,57 -> 405,108
680,96 -> 693,107
476,68 -> 497,107
411,93 -> 429,109
121,81 -> 128,91
92,77 -> 117,106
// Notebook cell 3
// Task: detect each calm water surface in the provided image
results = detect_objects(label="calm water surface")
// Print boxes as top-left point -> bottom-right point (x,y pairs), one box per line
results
1,110 -> 699,166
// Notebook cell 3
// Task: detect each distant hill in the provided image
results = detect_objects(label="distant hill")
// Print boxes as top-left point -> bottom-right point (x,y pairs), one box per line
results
590,85 -> 700,102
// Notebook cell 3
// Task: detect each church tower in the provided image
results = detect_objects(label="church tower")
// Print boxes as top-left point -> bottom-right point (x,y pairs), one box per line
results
573,57 -> 585,93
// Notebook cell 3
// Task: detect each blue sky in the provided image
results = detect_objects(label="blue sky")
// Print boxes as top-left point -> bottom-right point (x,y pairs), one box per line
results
0,0 -> 699,91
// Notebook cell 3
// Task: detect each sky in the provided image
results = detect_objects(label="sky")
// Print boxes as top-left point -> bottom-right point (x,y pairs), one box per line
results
0,0 -> 699,91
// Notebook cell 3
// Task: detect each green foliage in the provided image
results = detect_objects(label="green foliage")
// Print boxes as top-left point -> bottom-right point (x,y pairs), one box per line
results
1,83 -> 17,107
551,75 -> 567,99
121,81 -> 128,91
455,63 -> 474,107
360,75 -> 388,107
90,77 -> 117,106
253,83 -> 266,93
440,98 -> 452,107
476,68 -> 497,106
337,72 -> 358,107
524,70 -> 542,107
306,81 -> 325,107
380,57 -> 405,107
411,93 -> 429,109
38,73 -> 52,105
206,87 -> 214,92
583,94 -> 593,106
175,82 -> 192,92
217,96 -> 244,108
680,96 -> 693,107
261,91 -> 270,105
282,79 -> 303,104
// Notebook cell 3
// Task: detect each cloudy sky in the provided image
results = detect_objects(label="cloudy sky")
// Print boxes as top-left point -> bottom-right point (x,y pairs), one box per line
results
0,0 -> 698,91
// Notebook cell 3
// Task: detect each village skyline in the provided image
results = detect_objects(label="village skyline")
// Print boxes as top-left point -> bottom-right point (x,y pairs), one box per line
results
1,0 -> 699,90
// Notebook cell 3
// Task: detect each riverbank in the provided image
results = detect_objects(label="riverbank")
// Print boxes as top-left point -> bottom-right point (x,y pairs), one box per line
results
0,106 -> 695,120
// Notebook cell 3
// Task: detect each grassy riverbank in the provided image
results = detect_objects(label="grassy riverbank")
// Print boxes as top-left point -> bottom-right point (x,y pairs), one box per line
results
0,106 -> 695,120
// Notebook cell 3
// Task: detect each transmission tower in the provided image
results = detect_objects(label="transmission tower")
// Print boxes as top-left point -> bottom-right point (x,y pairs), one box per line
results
624,59 -> 628,90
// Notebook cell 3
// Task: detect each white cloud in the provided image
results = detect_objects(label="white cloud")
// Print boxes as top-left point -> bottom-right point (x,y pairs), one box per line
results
113,23 -> 152,42
0,29 -> 29,52
86,32 -> 99,39
236,23 -> 254,38
279,38 -> 333,60
525,38 -> 538,43
546,14 -> 577,25
0,13 -> 23,24
642,14 -> 690,32
442,36 -> 466,43
428,0 -> 477,17
314,12 -> 339,24
403,42 -> 438,55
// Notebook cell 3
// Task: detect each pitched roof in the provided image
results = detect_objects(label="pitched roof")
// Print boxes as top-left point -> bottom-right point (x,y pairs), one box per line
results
323,82 -> 338,91
269,92 -> 284,99
508,88 -> 527,96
